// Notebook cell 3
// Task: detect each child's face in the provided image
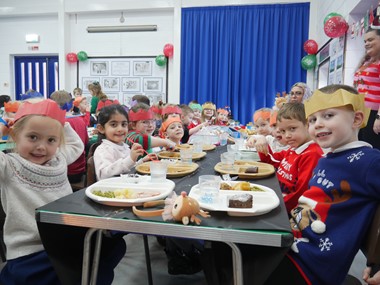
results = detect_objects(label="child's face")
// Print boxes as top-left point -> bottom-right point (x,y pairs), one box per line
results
74,91 -> 82,98
308,107 -> 360,151
181,113 -> 194,125
217,112 -> 228,122
135,119 -> 156,135
98,113 -> 129,145
164,122 -> 184,141
14,116 -> 62,165
79,98 -> 88,112
167,113 -> 180,119
277,118 -> 309,149
193,109 -> 201,119
254,118 -> 272,136
203,109 -> 214,118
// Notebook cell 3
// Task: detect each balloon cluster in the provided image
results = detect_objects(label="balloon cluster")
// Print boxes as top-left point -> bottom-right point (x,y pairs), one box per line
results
323,13 -> 348,38
155,43 -> 174,67
301,39 -> 318,70
66,51 -> 88,63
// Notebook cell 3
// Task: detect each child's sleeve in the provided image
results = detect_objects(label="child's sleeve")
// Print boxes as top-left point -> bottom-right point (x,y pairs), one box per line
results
60,122 -> 85,165
258,146 -> 283,168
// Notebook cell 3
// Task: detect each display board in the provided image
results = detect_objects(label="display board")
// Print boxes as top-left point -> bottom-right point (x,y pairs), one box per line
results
78,56 -> 168,106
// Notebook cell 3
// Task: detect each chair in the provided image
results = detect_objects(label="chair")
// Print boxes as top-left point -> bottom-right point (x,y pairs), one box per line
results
70,174 -> 86,192
343,204 -> 380,285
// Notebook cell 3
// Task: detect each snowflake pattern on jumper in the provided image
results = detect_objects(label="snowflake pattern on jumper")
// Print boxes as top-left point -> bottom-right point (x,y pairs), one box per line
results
319,237 -> 333,251
347,151 -> 364,163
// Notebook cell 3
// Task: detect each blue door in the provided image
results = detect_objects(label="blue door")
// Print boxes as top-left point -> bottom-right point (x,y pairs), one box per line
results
14,56 -> 59,100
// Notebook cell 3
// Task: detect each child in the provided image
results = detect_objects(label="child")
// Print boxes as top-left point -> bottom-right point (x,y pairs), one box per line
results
161,104 -> 182,122
201,102 -> 216,125
253,107 -> 273,136
150,101 -> 163,136
126,103 -> 176,156
73,87 -> 83,98
73,96 -> 91,126
94,104 -> 153,180
88,81 -> 107,114
159,117 -> 184,145
215,108 -> 229,126
258,103 -> 323,213
262,84 -> 378,285
188,102 -> 202,129
0,99 -> 86,284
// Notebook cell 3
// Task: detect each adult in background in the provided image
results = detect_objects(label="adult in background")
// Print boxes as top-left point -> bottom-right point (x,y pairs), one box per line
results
353,27 -> 380,150
288,82 -> 312,104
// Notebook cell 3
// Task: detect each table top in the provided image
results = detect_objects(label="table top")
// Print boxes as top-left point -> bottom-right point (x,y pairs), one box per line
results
36,145 -> 293,248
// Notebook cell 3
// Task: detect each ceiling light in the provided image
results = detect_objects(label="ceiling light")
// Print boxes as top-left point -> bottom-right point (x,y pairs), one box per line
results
87,25 -> 157,33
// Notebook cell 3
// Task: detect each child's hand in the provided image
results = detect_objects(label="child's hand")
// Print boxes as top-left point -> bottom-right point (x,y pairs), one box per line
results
246,136 -> 257,148
165,140 -> 176,151
130,143 -> 144,162
363,266 -> 380,284
142,153 -> 158,162
254,136 -> 269,155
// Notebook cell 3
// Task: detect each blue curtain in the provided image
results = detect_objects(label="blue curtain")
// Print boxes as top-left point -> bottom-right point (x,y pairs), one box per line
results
180,3 -> 310,124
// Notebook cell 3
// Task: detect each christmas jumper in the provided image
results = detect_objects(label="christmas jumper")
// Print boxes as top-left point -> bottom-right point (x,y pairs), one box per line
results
288,141 -> 380,285
0,123 -> 83,260
94,139 -> 143,180
259,141 -> 323,213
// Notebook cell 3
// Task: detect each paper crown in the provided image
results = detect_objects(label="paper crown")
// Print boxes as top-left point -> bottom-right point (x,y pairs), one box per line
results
253,109 -> 271,122
304,89 -> 370,128
73,96 -> 86,107
97,99 -> 120,111
202,102 -> 216,110
161,105 -> 182,116
189,103 -> 202,111
4,101 -> 21,113
159,117 -> 183,135
14,99 -> 66,126
269,110 -> 278,127
128,108 -> 153,121
150,105 -> 162,115
217,108 -> 229,115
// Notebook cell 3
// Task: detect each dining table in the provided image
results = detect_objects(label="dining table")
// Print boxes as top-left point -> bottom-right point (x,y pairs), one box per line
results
36,144 -> 293,285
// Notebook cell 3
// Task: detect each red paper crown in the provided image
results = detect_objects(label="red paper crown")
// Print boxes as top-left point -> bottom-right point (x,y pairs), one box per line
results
4,101 -> 21,113
97,99 -> 120,111
217,108 -> 229,115
128,108 -> 154,121
73,96 -> 85,107
150,105 -> 162,115
14,99 -> 66,126
161,105 -> 182,116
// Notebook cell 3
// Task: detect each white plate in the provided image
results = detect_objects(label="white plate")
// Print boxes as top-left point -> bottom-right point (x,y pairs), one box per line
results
188,182 -> 279,216
85,177 -> 175,207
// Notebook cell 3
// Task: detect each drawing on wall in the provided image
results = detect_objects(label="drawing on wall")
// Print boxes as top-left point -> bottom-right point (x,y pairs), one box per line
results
112,61 -> 130,76
82,77 -> 100,91
336,55 -> 343,70
146,93 -> 164,105
91,61 -> 108,76
123,93 -> 135,106
122,77 -> 140,92
329,60 -> 336,73
133,61 -> 152,76
143,77 -> 162,92
102,77 -> 120,92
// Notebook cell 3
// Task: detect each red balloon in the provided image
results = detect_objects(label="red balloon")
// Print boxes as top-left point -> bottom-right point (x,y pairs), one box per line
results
324,16 -> 348,38
163,44 -> 174,58
66,52 -> 78,63
303,39 -> 318,54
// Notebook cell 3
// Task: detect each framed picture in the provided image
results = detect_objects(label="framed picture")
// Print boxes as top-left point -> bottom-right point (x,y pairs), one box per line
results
82,77 -> 100,91
146,93 -> 164,105
90,61 -> 108,76
143,77 -> 162,92
123,93 -> 135,106
133,61 -> 152,76
105,93 -> 119,101
102,77 -> 120,92
122,77 -> 140,92
111,61 -> 130,76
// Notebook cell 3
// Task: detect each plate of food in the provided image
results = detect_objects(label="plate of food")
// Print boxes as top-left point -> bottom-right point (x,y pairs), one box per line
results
157,150 -> 207,161
177,143 -> 216,152
85,177 -> 175,207
189,181 -> 279,216
135,161 -> 199,178
214,160 -> 275,179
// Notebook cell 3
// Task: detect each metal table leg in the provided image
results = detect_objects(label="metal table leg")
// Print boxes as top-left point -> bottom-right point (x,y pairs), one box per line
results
226,242 -> 243,285
81,228 -> 103,285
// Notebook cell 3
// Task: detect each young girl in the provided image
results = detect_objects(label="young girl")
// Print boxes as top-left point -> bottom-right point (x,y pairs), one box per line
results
88,81 -> 107,114
188,102 -> 202,129
0,99 -> 87,284
253,107 -> 273,136
161,104 -> 182,121
94,104 -> 154,180
201,102 -> 216,125
72,87 -> 83,98
215,108 -> 229,126
159,117 -> 184,145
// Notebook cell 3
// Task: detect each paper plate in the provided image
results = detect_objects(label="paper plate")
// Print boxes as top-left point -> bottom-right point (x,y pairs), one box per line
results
85,177 -> 175,207
214,160 -> 275,179
189,182 -> 279,216
135,161 -> 199,178
157,151 -> 206,161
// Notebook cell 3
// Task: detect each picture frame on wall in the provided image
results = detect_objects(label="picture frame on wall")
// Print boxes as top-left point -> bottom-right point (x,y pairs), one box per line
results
90,61 -> 108,76
111,61 -> 130,76
133,61 -> 152,76
122,77 -> 140,92
143,77 -> 162,92
102,77 -> 120,92
82,77 -> 100,91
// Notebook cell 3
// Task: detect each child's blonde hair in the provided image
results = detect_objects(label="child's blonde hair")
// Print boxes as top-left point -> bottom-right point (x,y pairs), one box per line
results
201,101 -> 216,122
88,82 -> 107,100
277,103 -> 307,125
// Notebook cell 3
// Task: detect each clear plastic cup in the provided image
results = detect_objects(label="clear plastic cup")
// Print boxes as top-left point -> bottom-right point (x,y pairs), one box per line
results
198,175 -> 221,204
149,161 -> 168,182
220,152 -> 235,170
180,148 -> 193,164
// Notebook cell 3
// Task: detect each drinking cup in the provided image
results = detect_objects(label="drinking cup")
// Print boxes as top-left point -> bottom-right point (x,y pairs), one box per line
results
180,148 -> 193,164
220,152 -> 235,170
150,161 -> 168,182
193,141 -> 203,153
219,133 -> 228,146
198,175 -> 221,204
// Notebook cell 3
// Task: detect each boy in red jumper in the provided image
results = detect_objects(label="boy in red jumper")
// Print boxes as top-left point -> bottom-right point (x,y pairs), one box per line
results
258,103 -> 323,213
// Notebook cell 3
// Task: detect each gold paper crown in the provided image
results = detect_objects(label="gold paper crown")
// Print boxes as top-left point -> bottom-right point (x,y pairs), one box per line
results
202,102 -> 216,110
304,89 -> 370,128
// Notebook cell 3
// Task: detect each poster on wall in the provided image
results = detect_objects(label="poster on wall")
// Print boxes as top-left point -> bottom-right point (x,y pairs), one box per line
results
78,56 -> 168,107
328,36 -> 345,85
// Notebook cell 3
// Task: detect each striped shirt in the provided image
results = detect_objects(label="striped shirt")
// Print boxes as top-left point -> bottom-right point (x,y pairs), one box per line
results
353,61 -> 380,110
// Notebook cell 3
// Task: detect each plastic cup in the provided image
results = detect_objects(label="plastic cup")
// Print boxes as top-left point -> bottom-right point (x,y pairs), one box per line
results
235,138 -> 245,150
180,148 -> 193,164
219,133 -> 228,146
198,175 -> 221,204
149,161 -> 168,182
193,141 -> 203,153
220,152 -> 235,170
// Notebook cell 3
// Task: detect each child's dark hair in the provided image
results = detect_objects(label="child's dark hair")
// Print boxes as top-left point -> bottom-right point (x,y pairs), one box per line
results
97,105 -> 129,141
277,102 -> 307,125
319,84 -> 359,95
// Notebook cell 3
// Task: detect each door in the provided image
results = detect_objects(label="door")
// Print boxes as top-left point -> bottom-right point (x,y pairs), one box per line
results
14,56 -> 59,100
